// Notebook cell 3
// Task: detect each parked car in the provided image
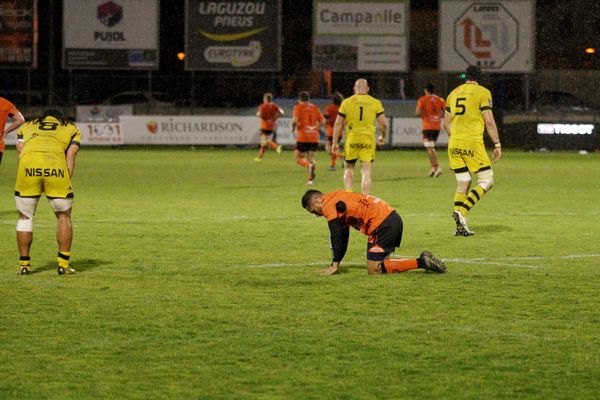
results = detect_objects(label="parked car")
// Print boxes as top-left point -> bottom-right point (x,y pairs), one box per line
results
528,91 -> 600,113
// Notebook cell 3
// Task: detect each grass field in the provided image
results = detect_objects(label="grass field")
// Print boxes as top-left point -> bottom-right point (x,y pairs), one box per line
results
0,147 -> 599,399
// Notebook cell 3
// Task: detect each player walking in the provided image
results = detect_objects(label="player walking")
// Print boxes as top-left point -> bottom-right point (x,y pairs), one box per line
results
0,96 -> 25,165
416,83 -> 445,177
292,91 -> 324,185
332,79 -> 387,194
254,92 -> 284,162
15,110 -> 81,275
323,92 -> 344,171
443,66 -> 502,236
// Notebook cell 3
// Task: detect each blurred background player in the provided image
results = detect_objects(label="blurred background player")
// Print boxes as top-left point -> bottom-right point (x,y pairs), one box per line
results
0,96 -> 25,165
443,66 -> 502,236
416,83 -> 445,177
323,91 -> 344,171
15,110 -> 81,275
301,189 -> 446,275
254,92 -> 284,162
292,91 -> 324,185
332,79 -> 387,194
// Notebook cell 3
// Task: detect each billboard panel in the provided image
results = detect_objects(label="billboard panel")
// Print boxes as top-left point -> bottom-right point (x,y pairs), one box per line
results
185,0 -> 281,71
63,0 -> 159,69
0,0 -> 37,68
312,0 -> 409,72
439,0 -> 535,72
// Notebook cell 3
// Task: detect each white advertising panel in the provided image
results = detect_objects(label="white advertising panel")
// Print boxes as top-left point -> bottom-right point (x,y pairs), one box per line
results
63,0 -> 159,69
120,116 -> 262,145
313,0 -> 409,72
4,122 -> 123,145
439,0 -> 535,72
76,105 -> 134,122
391,118 -> 448,147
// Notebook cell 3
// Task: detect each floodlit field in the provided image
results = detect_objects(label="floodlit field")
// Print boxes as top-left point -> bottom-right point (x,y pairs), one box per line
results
0,147 -> 599,399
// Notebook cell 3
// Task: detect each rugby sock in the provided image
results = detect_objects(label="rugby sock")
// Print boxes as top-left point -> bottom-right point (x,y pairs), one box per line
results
295,151 -> 311,168
330,153 -> 337,167
267,141 -> 278,150
454,192 -> 468,216
57,251 -> 71,267
464,185 -> 486,212
381,258 -> 419,273
258,146 -> 266,159
19,256 -> 31,267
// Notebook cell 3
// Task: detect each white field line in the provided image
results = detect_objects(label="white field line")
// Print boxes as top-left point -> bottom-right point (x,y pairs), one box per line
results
244,254 -> 600,270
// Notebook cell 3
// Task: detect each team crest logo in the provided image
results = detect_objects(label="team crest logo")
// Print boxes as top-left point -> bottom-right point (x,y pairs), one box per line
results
97,1 -> 123,28
146,121 -> 158,134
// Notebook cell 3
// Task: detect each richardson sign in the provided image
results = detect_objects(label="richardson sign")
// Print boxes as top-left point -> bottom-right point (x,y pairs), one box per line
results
439,0 -> 535,72
120,115 -> 264,144
63,0 -> 159,69
185,0 -> 281,71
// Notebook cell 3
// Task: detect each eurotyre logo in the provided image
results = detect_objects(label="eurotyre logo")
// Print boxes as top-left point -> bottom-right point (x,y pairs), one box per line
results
98,1 -> 123,28
454,3 -> 518,69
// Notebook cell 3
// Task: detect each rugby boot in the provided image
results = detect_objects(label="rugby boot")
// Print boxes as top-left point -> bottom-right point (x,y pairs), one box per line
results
453,211 -> 474,236
419,251 -> 447,273
58,265 -> 76,275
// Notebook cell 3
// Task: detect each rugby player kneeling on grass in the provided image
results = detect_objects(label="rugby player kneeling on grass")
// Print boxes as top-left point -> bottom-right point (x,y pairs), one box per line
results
302,189 -> 446,275
15,109 -> 81,275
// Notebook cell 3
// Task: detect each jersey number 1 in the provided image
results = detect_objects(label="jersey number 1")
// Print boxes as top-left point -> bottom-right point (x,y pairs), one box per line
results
359,106 -> 363,121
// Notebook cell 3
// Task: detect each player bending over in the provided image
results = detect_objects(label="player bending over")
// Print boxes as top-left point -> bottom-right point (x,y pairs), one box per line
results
302,189 -> 446,275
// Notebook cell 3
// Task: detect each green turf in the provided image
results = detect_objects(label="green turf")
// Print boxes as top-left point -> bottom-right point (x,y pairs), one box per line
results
0,148 -> 598,399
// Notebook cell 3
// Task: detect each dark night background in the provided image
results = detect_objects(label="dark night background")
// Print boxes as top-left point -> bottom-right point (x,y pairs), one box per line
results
1,0 -> 600,108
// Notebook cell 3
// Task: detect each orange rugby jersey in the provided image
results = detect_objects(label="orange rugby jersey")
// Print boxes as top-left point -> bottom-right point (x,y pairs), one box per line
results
258,102 -> 281,131
293,102 -> 323,143
322,191 -> 395,235
416,94 -> 445,131
0,97 -> 19,151
323,103 -> 340,137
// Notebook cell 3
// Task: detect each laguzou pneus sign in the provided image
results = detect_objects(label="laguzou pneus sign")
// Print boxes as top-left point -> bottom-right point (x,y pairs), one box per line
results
63,0 -> 159,69
185,0 -> 281,71
313,0 -> 409,72
439,0 -> 535,72
0,0 -> 37,68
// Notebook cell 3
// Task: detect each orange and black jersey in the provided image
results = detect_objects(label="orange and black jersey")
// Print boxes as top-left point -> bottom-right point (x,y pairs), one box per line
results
322,191 -> 395,262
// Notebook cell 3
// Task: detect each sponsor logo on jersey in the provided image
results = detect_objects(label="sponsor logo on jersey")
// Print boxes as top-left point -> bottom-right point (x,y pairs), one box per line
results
450,148 -> 475,157
25,168 -> 65,178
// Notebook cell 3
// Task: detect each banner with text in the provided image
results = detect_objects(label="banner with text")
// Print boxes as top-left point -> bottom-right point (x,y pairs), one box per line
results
439,0 -> 535,72
0,0 -> 37,68
185,0 -> 281,71
63,0 -> 159,69
313,0 -> 409,72
391,118 -> 448,147
4,122 -> 124,145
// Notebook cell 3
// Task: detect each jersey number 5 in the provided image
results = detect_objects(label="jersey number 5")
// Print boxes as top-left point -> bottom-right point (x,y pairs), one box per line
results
455,98 -> 466,115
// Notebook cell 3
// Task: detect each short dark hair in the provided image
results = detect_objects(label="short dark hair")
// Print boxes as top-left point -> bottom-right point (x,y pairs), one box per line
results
35,109 -> 69,126
263,92 -> 273,102
298,91 -> 310,102
465,65 -> 482,82
425,83 -> 435,93
301,189 -> 322,209
332,91 -> 343,106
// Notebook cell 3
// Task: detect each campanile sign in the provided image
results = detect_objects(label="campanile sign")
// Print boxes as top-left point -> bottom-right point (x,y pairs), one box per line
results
440,0 -> 534,72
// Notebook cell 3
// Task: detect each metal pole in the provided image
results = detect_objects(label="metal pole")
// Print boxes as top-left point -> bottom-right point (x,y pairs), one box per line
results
48,0 -> 55,106
524,74 -> 530,112
148,70 -> 152,92
27,69 -> 31,106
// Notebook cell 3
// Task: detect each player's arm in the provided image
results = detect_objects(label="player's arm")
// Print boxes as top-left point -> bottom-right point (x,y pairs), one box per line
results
66,130 -> 81,177
16,131 -> 24,154
291,116 -> 297,133
5,109 -> 25,136
415,101 -> 422,117
483,110 -> 501,162
331,114 -> 345,153
277,106 -> 284,117
320,217 -> 350,275
443,109 -> 452,137
377,113 -> 388,145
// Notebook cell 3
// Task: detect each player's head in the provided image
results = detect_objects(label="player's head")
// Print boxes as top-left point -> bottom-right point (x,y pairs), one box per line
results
464,65 -> 482,82
36,109 -> 69,126
425,83 -> 435,94
354,79 -> 369,95
332,91 -> 343,106
302,189 -> 324,216
263,93 -> 273,103
298,91 -> 310,102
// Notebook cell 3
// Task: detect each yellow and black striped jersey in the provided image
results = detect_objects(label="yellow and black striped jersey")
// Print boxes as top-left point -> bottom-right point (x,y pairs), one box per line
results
338,94 -> 384,137
445,83 -> 493,142
17,116 -> 81,157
